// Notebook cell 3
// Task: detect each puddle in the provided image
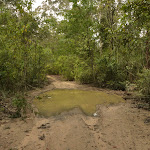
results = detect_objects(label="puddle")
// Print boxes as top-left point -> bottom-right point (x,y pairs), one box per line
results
34,89 -> 124,117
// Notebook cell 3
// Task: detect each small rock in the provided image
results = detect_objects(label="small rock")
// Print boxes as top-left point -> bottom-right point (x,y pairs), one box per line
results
144,117 -> 150,124
93,112 -> 98,117
24,130 -> 30,133
39,134 -> 45,140
38,123 -> 50,129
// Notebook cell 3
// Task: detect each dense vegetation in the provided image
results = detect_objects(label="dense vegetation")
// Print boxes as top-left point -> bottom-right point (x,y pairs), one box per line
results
0,0 -> 47,92
0,0 -> 150,114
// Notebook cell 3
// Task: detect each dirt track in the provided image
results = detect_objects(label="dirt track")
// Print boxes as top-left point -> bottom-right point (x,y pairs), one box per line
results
0,75 -> 150,150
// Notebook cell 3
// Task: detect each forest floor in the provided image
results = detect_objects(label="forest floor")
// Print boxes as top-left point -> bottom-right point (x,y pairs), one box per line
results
0,75 -> 150,150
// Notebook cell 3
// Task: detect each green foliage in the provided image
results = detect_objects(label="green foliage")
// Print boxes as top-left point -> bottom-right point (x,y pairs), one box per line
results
137,69 -> 150,97
74,60 -> 93,84
0,0 -> 46,91
46,63 -> 59,75
95,56 -> 126,90
12,94 -> 28,117
121,0 -> 150,69
55,55 -> 78,80
48,55 -> 93,84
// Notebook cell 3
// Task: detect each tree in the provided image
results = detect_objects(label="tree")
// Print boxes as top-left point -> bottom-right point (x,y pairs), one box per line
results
0,0 -> 46,91
122,0 -> 150,69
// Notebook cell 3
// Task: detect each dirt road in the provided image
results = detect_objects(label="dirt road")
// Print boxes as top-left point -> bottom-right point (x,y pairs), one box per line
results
0,75 -> 150,150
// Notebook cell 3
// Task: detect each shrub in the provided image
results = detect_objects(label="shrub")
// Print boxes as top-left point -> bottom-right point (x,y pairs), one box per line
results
46,63 -> 59,75
55,55 -> 78,80
95,56 -> 126,90
74,60 -> 93,84
12,94 -> 28,118
136,69 -> 150,97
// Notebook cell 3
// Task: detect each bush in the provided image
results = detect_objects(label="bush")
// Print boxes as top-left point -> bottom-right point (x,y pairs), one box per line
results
46,63 -> 59,75
136,69 -> 150,97
95,56 -> 126,90
12,94 -> 28,118
55,55 -> 78,80
74,60 -> 93,84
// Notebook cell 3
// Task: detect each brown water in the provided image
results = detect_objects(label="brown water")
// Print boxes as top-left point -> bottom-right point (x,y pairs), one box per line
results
34,89 -> 124,117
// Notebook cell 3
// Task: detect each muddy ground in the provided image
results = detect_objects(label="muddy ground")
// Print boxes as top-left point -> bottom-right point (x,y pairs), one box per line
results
0,75 -> 150,150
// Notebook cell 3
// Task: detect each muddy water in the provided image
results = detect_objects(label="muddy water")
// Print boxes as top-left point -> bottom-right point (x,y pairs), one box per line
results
34,89 -> 124,117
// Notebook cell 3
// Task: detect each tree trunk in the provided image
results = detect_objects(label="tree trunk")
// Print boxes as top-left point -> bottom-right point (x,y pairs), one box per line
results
145,31 -> 150,69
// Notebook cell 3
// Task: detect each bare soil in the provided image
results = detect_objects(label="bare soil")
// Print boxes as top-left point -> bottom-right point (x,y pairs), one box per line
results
0,75 -> 150,150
